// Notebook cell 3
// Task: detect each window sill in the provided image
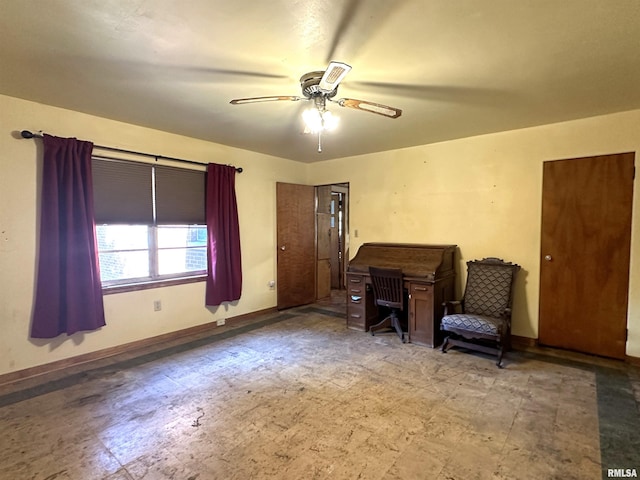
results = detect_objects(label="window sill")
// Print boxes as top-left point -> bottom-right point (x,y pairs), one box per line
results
102,275 -> 207,295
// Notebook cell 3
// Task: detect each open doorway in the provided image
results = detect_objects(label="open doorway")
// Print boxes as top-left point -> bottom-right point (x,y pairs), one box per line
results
316,183 -> 349,300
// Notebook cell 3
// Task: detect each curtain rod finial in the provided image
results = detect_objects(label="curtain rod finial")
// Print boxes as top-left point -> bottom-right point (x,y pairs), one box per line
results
20,130 -> 43,139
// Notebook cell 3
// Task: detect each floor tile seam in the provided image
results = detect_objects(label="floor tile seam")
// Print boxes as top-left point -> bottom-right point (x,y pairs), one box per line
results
495,395 -> 526,459
93,431 -> 126,478
127,439 -> 188,478
441,413 -> 514,453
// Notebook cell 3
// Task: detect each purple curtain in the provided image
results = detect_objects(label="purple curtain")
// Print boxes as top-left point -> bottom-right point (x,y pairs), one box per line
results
31,135 -> 106,338
205,163 -> 242,306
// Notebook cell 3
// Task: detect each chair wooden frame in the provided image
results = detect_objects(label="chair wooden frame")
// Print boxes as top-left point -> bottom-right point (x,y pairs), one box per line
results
441,257 -> 520,367
368,266 -> 407,343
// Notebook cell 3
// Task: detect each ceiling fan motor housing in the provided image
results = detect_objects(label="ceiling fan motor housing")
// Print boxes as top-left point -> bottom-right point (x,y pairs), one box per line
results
300,71 -> 338,99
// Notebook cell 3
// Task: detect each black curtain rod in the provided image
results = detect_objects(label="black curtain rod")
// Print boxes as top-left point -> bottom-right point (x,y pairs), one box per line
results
20,130 -> 243,173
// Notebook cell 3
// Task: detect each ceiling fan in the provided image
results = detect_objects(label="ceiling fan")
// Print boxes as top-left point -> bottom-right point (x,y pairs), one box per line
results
230,61 -> 402,152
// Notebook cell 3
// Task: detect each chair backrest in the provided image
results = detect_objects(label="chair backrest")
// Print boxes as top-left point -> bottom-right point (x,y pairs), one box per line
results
463,258 -> 520,318
369,266 -> 404,310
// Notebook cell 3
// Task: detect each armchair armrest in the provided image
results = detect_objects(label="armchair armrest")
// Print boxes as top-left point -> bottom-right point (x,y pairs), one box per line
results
442,300 -> 462,316
497,308 -> 513,331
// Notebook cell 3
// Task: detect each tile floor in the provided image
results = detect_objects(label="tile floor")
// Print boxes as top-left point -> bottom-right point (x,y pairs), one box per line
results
0,299 -> 639,480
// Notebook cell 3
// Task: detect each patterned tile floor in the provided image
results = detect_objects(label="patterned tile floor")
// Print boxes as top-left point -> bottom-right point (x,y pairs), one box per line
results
0,299 -> 638,479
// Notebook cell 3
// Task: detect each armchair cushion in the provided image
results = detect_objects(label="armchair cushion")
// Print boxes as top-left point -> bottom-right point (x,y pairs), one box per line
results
440,314 -> 501,335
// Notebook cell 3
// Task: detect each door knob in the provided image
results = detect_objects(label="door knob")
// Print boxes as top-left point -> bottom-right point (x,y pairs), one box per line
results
544,255 -> 552,261
280,246 -> 286,251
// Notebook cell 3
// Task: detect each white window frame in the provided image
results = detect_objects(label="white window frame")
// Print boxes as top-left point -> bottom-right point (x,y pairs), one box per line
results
98,224 -> 208,292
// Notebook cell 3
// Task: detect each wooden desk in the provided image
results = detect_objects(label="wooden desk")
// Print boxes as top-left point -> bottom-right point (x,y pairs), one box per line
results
346,243 -> 456,347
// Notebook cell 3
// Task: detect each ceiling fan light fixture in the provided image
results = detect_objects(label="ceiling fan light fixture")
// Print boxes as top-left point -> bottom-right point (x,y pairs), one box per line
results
302,108 -> 339,134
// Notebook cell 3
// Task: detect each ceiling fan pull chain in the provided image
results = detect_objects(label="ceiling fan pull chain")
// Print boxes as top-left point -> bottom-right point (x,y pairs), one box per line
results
317,130 -> 322,153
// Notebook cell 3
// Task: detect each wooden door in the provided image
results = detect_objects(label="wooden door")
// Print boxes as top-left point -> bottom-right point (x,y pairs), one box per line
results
539,153 -> 634,358
276,182 -> 316,309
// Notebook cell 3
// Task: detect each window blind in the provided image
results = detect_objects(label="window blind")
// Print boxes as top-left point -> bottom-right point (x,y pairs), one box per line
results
92,159 -> 205,225
92,159 -> 153,224
155,165 -> 205,224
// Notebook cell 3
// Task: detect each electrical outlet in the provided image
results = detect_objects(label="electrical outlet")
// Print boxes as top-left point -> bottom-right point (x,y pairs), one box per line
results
217,318 -> 226,326
153,300 -> 162,311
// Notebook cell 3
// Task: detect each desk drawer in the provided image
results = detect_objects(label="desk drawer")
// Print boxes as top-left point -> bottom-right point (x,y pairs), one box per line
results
347,275 -> 364,289
347,304 -> 367,330
346,273 -> 376,331
348,293 -> 364,306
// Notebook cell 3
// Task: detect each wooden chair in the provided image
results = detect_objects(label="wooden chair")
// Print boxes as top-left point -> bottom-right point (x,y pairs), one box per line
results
368,266 -> 407,343
441,257 -> 520,367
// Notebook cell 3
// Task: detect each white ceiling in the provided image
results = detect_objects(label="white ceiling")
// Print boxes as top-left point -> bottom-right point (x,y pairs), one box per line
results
2,0 -> 640,163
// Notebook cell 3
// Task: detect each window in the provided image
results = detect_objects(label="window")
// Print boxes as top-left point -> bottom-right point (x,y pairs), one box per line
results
92,159 -> 207,290
96,224 -> 207,285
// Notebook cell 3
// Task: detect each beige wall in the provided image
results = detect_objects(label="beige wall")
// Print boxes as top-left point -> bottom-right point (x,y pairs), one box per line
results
308,109 -> 640,357
0,94 -> 306,376
2,93 -> 639,377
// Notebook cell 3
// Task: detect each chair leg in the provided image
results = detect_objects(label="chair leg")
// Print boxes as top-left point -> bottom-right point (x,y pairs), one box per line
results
369,316 -> 392,336
441,335 -> 450,353
370,312 -> 406,342
497,331 -> 508,368
496,345 -> 505,368
390,314 -> 406,343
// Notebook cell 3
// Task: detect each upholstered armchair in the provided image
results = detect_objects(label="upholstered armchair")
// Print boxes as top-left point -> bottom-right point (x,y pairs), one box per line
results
441,257 -> 520,367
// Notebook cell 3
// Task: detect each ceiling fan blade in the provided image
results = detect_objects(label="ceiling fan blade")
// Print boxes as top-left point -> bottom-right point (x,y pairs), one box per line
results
230,96 -> 301,105
318,61 -> 352,93
336,98 -> 402,118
